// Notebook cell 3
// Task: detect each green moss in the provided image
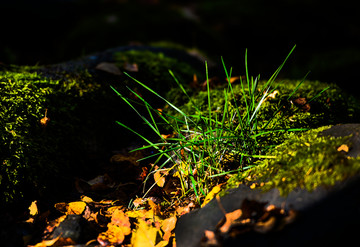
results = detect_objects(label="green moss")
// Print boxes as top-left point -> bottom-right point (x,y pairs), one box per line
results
0,65 -> 105,203
225,126 -> 360,196
166,78 -> 360,148
114,50 -> 201,94
0,49 -> 204,203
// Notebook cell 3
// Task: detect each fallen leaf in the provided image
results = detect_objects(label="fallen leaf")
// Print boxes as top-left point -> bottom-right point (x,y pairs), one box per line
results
29,236 -> 60,247
29,200 -> 38,216
226,76 -> 240,84
97,208 -> 131,246
161,216 -> 177,242
133,197 -> 146,207
201,184 -> 223,207
154,170 -> 166,187
131,219 -> 160,247
81,195 -> 93,203
175,202 -> 195,216
67,201 -> 86,215
148,198 -> 162,216
126,209 -> 154,219
138,167 -> 149,181
111,208 -> 131,232
337,144 -> 349,153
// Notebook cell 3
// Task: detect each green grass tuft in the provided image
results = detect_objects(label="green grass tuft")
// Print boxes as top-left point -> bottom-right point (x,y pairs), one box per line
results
112,45 -> 328,204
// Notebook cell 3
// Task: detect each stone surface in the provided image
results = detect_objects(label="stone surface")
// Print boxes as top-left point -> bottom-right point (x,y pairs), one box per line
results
176,124 -> 360,247
319,123 -> 360,157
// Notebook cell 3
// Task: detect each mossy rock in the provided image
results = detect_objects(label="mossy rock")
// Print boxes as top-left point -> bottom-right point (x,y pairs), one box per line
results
177,124 -> 360,247
225,124 -> 360,196
0,46 -> 205,204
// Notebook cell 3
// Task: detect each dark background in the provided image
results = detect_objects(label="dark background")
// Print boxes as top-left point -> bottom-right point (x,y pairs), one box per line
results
1,0 -> 359,94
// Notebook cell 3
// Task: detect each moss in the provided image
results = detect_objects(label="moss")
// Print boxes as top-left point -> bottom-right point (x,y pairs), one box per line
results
224,126 -> 360,196
0,65 -> 106,203
165,78 -> 360,147
114,50 -> 201,91
0,48 -> 204,204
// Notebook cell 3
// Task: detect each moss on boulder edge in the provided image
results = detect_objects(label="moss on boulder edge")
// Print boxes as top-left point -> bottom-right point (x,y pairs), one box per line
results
225,125 -> 360,196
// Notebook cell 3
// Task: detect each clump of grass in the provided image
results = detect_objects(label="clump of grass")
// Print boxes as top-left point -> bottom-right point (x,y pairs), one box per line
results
111,45 -> 325,204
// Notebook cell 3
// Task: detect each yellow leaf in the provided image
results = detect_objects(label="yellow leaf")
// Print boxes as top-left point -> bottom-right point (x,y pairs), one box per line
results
156,240 -> 169,247
131,219 -> 160,247
97,223 -> 127,246
201,184 -> 223,207
30,236 -> 60,247
106,206 -> 124,216
67,201 -> 86,215
154,170 -> 165,187
126,209 -> 154,219
111,208 -> 131,235
337,144 -> 349,153
161,216 -> 177,242
29,200 -> 38,216
81,195 -> 93,203
97,209 -> 131,246
148,199 -> 162,216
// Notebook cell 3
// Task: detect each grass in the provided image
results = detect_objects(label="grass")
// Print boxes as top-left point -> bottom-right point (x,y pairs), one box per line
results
111,45 -> 326,204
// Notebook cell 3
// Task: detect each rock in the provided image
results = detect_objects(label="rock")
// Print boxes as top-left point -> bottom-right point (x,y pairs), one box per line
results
51,215 -> 83,242
319,123 -> 360,157
176,124 -> 360,247
50,214 -> 97,244
176,176 -> 360,247
95,62 -> 122,75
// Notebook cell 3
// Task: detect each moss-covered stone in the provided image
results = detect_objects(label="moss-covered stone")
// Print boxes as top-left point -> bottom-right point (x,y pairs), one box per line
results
0,47 -> 206,204
0,65 -> 103,203
224,126 -> 360,196
113,49 -> 201,93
